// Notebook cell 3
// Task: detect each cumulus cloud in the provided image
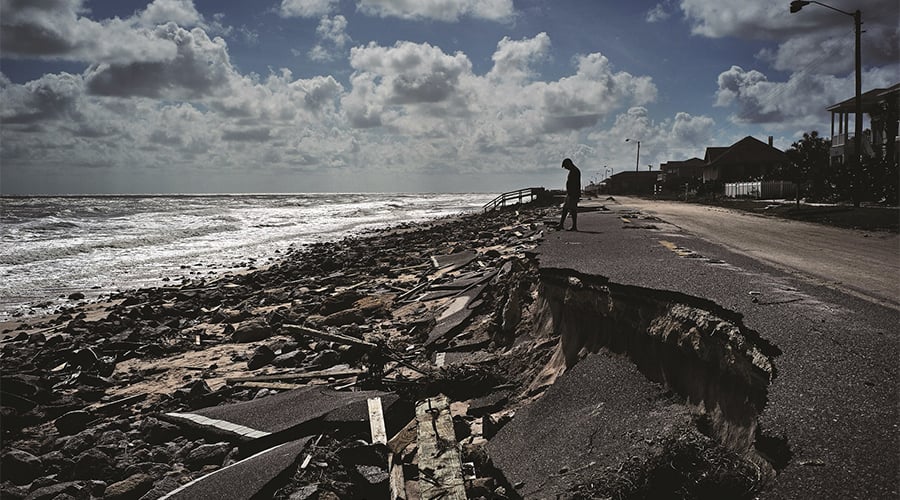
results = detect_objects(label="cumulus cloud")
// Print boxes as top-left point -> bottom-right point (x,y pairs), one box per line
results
645,3 -> 672,23
349,41 -> 473,106
671,112 -> 715,144
3,27 -> 673,192
714,64 -> 898,127
356,0 -> 514,22
279,0 -> 339,18
535,53 -> 657,133
308,15 -> 350,61
84,24 -> 235,99
487,32 -> 550,82
0,0 -> 177,64
0,71 -> 85,124
0,0 -> 229,65
678,0 -> 899,74
136,0 -> 203,27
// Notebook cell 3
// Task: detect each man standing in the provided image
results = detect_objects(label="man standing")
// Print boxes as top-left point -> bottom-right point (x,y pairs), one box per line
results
559,158 -> 580,231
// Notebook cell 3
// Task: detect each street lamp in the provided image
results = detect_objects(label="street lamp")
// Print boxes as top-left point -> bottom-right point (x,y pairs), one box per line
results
790,0 -> 862,206
625,138 -> 640,172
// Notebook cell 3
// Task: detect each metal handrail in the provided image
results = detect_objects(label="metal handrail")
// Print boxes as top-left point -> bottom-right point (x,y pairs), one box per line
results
482,187 -> 544,212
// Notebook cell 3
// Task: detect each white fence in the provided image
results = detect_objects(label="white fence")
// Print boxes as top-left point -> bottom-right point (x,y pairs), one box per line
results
724,181 -> 797,199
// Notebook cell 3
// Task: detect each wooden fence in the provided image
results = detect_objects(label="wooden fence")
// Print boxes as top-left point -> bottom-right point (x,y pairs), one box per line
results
482,187 -> 546,212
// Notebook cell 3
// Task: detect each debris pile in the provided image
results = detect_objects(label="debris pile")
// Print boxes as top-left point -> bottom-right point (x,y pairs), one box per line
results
1,205 -> 560,499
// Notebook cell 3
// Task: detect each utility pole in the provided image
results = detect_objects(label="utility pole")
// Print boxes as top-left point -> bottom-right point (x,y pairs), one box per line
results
790,1 -> 864,206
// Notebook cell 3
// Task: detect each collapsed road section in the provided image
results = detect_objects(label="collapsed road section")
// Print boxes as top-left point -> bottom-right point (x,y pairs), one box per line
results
488,267 -> 783,498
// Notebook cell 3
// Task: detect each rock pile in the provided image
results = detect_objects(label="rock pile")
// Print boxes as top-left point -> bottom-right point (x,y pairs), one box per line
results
1,203 -> 561,499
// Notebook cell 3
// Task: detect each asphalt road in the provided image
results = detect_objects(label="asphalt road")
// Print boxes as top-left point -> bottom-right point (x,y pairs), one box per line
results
606,196 -> 900,310
537,202 -> 899,498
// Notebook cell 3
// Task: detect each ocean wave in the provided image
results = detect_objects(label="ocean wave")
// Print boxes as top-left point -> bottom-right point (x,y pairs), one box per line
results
0,223 -> 240,265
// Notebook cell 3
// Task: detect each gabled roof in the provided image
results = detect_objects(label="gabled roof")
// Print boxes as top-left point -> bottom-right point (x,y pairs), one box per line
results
827,83 -> 900,113
704,147 -> 728,164
707,136 -> 786,167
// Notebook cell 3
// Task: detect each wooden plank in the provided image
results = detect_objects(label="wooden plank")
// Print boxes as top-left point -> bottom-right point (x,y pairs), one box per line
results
368,397 -> 388,445
415,395 -> 466,500
388,418 -> 418,455
389,453 -> 407,500
282,324 -> 377,349
236,381 -> 305,391
225,368 -> 364,384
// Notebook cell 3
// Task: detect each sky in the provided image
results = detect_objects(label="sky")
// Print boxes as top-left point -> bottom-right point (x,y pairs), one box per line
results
1,0 -> 897,194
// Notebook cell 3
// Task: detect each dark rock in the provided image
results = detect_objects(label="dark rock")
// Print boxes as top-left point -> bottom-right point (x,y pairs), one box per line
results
68,292 -> 85,300
103,473 -> 154,500
72,448 -> 115,480
308,349 -> 340,369
321,307 -> 364,326
318,290 -> 364,315
184,442 -> 233,471
0,483 -> 28,500
27,333 -> 46,345
288,484 -> 320,500
39,450 -> 73,477
55,410 -> 94,436
139,418 -> 180,445
174,379 -> 211,402
138,476 -> 183,500
0,449 -> 42,485
122,462 -> 171,478
272,350 -> 306,368
467,390 -> 510,417
96,429 -> 128,449
60,428 -> 99,456
247,345 -> 276,370
23,481 -> 84,500
231,318 -> 271,343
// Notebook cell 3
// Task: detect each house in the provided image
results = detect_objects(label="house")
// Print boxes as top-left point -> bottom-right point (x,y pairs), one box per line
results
659,157 -> 705,187
603,171 -> 659,195
701,136 -> 788,183
826,82 -> 899,166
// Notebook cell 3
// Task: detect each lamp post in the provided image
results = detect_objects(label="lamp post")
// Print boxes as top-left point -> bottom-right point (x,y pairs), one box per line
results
790,0 -> 862,206
625,138 -> 640,172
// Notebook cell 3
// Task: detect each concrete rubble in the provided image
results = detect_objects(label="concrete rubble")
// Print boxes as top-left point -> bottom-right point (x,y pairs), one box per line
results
4,196 -> 873,499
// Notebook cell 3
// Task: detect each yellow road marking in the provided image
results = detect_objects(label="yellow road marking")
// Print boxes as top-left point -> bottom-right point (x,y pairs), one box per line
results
658,240 -> 694,257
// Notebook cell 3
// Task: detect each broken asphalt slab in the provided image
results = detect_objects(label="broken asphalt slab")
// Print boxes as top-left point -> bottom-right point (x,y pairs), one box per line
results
164,386 -> 398,445
159,437 -> 311,500
425,282 -> 491,347
488,351 -> 697,499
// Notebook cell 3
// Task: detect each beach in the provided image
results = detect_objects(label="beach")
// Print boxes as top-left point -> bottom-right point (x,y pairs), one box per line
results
1,200 -> 564,499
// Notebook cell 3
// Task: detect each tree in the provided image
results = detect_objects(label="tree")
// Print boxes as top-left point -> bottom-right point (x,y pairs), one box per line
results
785,131 -> 834,202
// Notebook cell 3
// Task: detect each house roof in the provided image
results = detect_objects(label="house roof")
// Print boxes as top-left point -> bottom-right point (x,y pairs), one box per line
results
704,147 -> 728,163
661,158 -> 705,172
826,82 -> 900,113
707,136 -> 786,168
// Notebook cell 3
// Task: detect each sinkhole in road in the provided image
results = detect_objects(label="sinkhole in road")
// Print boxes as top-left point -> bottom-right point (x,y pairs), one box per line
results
528,268 -> 788,491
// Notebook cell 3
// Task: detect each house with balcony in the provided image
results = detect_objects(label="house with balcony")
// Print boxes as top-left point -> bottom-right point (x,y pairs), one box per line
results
827,83 -> 899,166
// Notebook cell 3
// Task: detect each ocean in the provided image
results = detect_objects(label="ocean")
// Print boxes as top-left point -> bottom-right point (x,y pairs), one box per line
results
0,193 -> 496,320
